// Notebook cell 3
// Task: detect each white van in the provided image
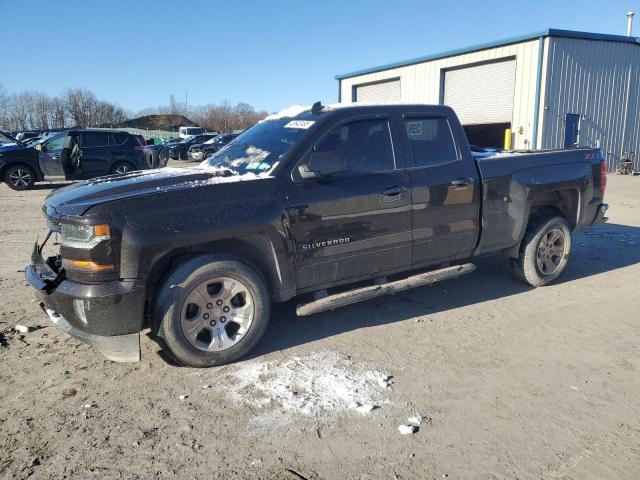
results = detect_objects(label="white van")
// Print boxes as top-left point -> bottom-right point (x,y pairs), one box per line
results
178,126 -> 204,138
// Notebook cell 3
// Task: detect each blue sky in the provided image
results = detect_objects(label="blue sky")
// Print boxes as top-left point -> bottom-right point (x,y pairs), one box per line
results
1,0 -> 636,114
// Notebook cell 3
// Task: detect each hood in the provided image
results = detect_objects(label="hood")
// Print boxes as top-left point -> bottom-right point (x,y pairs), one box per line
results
45,167 -> 272,217
0,142 -> 22,152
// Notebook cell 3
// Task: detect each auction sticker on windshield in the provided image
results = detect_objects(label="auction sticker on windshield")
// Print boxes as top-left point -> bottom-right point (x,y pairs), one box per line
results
284,120 -> 315,129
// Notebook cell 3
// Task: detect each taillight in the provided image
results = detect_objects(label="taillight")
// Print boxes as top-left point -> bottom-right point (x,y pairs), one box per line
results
134,146 -> 145,152
600,161 -> 607,192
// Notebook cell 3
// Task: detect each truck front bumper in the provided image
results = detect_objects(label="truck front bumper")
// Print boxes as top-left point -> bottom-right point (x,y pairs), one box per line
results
25,243 -> 145,363
591,203 -> 609,225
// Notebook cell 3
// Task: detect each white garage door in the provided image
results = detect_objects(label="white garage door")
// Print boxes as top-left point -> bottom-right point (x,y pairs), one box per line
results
443,59 -> 516,125
354,79 -> 401,103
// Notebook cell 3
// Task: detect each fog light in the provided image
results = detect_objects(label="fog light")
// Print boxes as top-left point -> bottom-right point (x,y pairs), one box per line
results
73,299 -> 88,325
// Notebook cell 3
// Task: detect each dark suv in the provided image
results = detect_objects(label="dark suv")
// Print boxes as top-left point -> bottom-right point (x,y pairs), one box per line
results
188,133 -> 239,161
0,129 -> 148,190
159,134 -> 217,162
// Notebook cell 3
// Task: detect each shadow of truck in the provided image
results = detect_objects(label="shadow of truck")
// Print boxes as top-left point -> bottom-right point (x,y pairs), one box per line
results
249,223 -> 640,359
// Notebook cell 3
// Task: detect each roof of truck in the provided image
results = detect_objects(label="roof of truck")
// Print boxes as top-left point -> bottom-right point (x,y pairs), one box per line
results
335,28 -> 640,80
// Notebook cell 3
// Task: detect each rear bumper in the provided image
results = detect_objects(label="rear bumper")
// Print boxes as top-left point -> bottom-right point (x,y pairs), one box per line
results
25,243 -> 145,362
591,203 -> 609,225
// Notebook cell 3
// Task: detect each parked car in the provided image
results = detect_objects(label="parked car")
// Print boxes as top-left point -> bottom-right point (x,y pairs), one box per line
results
187,133 -> 239,161
26,103 -> 608,366
22,137 -> 44,147
15,131 -> 41,141
0,129 -> 147,190
179,126 -> 204,138
160,133 -> 217,161
144,138 -> 181,169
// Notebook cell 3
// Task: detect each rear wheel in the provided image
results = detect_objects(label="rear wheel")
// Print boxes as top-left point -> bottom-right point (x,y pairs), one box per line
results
510,216 -> 572,287
4,165 -> 35,190
111,162 -> 134,175
154,255 -> 271,367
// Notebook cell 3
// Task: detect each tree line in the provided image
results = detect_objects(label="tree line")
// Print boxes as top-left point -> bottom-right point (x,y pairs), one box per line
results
138,94 -> 268,133
0,86 -> 268,134
0,85 -> 128,131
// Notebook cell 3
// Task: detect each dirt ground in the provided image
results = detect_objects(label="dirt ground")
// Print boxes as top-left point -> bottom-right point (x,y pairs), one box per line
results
1,166 -> 639,480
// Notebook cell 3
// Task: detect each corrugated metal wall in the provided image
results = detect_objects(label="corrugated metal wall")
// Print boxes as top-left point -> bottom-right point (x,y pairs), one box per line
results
538,38 -> 640,171
339,40 -> 542,149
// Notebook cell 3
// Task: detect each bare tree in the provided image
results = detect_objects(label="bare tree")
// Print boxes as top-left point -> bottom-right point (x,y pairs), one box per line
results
50,96 -> 67,128
33,93 -> 51,130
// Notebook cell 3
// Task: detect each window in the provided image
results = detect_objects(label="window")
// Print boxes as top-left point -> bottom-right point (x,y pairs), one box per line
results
109,132 -> 128,145
314,119 -> 394,174
81,132 -> 108,148
404,117 -> 458,167
42,133 -> 70,152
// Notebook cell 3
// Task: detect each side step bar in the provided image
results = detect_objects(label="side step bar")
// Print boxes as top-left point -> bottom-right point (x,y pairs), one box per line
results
296,263 -> 475,317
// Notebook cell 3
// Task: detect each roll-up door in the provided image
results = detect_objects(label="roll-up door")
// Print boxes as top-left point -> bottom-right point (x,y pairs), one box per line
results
354,79 -> 401,103
443,59 -> 516,125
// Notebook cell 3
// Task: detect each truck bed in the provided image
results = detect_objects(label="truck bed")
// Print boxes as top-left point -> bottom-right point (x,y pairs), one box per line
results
474,148 -> 605,255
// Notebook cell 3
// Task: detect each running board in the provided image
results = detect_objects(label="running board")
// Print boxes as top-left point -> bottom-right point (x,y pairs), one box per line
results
296,263 -> 476,317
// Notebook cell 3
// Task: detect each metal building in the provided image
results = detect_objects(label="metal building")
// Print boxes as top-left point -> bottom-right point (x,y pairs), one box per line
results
336,29 -> 640,170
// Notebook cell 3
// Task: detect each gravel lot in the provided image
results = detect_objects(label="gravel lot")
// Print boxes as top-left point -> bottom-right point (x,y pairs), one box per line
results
1,166 -> 639,480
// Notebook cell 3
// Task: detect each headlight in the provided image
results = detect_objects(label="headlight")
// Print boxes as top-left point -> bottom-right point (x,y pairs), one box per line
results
61,223 -> 110,249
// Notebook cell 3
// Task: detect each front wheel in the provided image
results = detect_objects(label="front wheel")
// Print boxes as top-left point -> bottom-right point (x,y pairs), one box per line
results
111,162 -> 134,175
154,255 -> 271,367
510,216 -> 572,287
4,165 -> 36,190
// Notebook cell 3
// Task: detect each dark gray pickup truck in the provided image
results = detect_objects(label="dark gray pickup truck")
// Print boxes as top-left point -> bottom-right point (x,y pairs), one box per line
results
26,103 -> 608,367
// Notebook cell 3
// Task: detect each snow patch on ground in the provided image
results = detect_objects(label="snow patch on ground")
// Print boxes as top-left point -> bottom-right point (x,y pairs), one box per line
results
219,351 -> 392,418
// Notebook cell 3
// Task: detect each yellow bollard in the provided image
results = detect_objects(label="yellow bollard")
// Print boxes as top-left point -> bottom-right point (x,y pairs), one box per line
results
504,128 -> 512,150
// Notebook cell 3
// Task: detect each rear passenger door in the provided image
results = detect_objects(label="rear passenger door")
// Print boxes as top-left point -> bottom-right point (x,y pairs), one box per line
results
401,111 -> 480,265
79,132 -> 111,178
286,114 -> 412,290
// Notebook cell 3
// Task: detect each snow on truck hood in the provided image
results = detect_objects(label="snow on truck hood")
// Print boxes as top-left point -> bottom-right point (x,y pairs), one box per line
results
44,166 -> 273,217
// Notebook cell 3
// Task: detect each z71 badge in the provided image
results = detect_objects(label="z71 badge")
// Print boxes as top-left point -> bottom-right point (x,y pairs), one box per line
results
302,237 -> 351,250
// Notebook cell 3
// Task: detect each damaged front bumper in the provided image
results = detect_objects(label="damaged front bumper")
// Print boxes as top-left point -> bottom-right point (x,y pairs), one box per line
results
38,302 -> 140,362
25,240 -> 145,363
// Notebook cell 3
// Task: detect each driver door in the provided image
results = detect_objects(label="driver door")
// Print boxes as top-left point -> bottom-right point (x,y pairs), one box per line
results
285,115 -> 412,290
38,134 -> 70,178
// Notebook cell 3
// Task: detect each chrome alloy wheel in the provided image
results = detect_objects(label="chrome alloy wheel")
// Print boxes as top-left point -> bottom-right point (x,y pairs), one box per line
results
180,277 -> 254,352
8,168 -> 32,187
536,228 -> 566,275
114,164 -> 131,174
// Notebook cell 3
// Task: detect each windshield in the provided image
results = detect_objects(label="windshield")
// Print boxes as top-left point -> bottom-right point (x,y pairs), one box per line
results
201,118 -> 311,175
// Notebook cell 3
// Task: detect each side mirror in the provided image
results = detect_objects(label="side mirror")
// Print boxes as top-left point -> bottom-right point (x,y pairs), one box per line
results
35,144 -> 42,151
298,151 -> 347,180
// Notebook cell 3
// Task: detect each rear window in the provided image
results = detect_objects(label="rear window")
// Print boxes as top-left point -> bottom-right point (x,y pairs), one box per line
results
109,132 -> 129,145
404,117 -> 458,167
81,132 -> 108,148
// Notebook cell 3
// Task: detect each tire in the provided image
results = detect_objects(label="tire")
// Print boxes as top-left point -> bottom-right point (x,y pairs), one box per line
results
154,255 -> 271,367
178,151 -> 186,161
510,216 -> 572,287
111,162 -> 134,175
4,164 -> 36,190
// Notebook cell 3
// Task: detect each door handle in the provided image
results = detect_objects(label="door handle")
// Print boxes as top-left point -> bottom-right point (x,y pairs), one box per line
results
380,186 -> 406,196
380,186 -> 407,202
451,177 -> 474,187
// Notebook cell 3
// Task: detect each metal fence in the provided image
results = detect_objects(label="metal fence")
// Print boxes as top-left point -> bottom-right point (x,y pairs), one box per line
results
117,127 -> 180,141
